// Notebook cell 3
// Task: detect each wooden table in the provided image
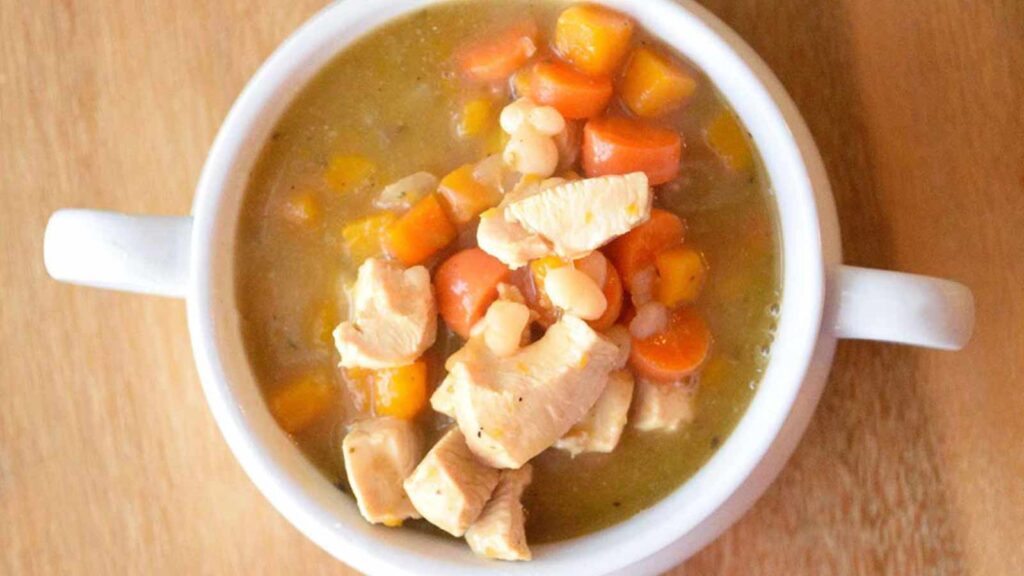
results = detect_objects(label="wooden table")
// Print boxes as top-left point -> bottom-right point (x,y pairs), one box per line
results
2,1 -> 1022,574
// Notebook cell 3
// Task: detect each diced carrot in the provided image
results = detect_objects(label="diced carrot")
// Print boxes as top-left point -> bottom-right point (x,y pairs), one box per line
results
630,307 -> 711,382
437,164 -> 502,224
655,246 -> 707,308
373,361 -> 428,420
604,208 -> 685,288
705,110 -> 753,172
282,192 -> 319,225
555,5 -> 634,77
434,248 -> 511,338
620,47 -> 697,118
457,98 -> 494,138
530,61 -> 614,119
384,194 -> 457,266
324,155 -> 376,192
588,257 -> 623,331
582,116 -> 682,185
342,212 -> 398,264
458,20 -> 539,83
268,373 -> 335,434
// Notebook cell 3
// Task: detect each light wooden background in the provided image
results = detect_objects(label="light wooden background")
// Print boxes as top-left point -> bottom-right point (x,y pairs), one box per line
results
2,1 -> 1022,574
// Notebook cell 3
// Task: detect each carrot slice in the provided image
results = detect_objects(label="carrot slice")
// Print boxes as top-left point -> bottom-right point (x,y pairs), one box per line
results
588,258 -> 623,331
434,248 -> 511,338
385,194 -> 457,266
530,61 -> 614,119
620,47 -> 698,118
630,307 -> 711,382
582,116 -> 682,185
555,5 -> 634,77
604,208 -> 685,287
458,20 -> 539,83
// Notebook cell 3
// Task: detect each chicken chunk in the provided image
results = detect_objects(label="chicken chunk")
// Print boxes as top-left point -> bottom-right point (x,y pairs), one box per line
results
632,378 -> 696,432
333,258 -> 437,369
446,315 -> 626,468
465,465 -> 533,561
430,374 -> 456,418
555,369 -> 634,456
476,208 -> 552,270
403,428 -> 500,536
342,417 -> 422,526
504,173 -> 652,260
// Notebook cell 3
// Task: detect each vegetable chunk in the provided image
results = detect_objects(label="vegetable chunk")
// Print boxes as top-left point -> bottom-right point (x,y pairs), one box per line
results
582,116 -> 682,185
385,193 -> 458,266
555,5 -> 634,77
620,47 -> 697,118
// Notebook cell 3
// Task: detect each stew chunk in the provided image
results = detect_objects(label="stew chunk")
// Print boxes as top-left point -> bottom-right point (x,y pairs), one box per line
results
631,379 -> 696,432
555,369 -> 634,456
446,315 -> 625,468
403,428 -> 500,536
333,258 -> 437,369
342,417 -> 422,526
465,464 -> 534,561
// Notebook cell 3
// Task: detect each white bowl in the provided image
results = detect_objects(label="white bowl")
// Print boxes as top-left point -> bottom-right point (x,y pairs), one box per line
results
43,1 -> 975,574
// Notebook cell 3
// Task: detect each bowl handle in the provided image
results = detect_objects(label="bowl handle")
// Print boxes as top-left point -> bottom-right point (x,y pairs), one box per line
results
43,209 -> 192,298
833,265 -> 975,350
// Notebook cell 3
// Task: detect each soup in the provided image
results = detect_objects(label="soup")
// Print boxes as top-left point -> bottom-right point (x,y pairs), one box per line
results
235,0 -> 779,560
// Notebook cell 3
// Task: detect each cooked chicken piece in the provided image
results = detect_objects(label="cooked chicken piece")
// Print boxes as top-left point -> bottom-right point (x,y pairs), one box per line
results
476,208 -> 552,269
446,315 -> 626,468
430,374 -> 456,418
555,369 -> 634,456
333,258 -> 437,369
504,173 -> 652,260
403,428 -> 500,536
342,417 -> 422,526
465,465 -> 534,561
632,378 -> 697,432
602,325 -> 632,368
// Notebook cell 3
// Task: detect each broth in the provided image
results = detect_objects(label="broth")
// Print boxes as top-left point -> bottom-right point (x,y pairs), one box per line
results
235,0 -> 779,544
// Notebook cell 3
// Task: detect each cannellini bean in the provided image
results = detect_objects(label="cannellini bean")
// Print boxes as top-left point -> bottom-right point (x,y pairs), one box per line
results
499,99 -> 532,133
481,300 -> 533,357
504,129 -> 559,177
375,172 -> 438,209
545,266 -> 608,320
630,302 -> 668,339
575,252 -> 608,288
629,266 -> 657,306
528,106 -> 566,136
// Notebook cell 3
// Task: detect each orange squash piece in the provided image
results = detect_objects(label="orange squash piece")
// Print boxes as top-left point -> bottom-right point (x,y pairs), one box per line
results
268,374 -> 335,434
620,47 -> 697,118
385,193 -> 457,266
437,164 -> 502,224
705,110 -> 754,172
555,5 -> 634,77
373,362 -> 428,420
655,246 -> 707,307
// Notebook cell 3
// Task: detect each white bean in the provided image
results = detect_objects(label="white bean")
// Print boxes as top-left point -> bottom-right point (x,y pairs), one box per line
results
545,266 -> 608,321
482,300 -> 532,357
630,302 -> 668,339
528,106 -> 566,135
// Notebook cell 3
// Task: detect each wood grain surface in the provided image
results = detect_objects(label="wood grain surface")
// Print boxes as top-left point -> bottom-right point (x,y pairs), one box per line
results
2,1 -> 1022,574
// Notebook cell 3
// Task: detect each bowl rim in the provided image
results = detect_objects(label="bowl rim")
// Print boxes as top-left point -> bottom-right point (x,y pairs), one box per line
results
186,0 -> 841,574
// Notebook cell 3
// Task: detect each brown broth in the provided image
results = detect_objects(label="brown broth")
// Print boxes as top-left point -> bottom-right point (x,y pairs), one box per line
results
235,0 -> 779,544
